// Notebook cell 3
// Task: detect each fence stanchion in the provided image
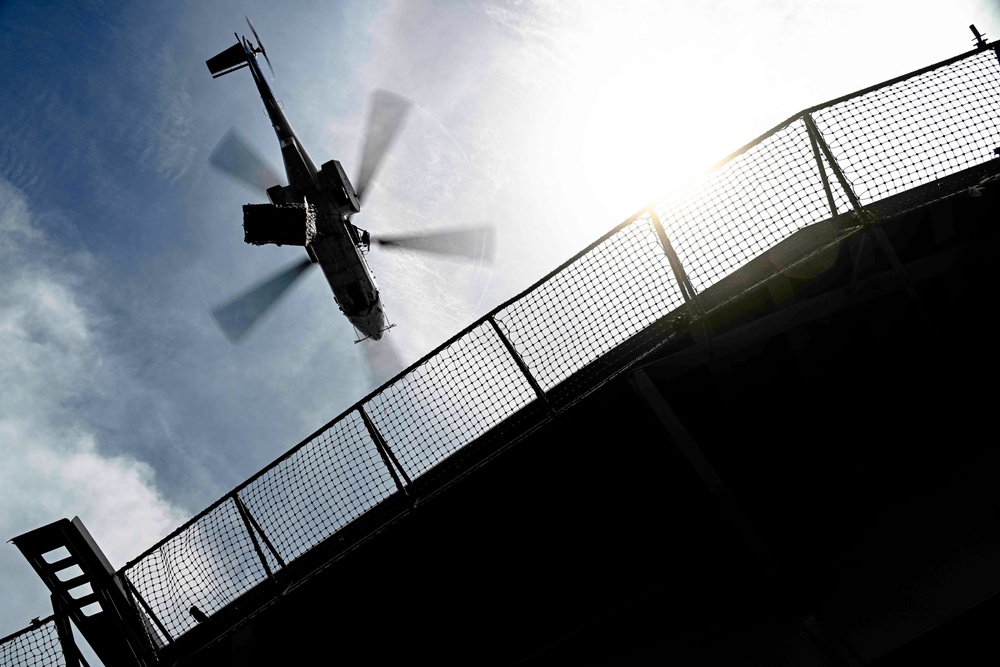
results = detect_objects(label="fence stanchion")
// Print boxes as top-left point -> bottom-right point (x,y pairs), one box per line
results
488,317 -> 555,417
233,493 -> 285,583
647,208 -> 713,356
121,573 -> 173,645
359,405 -> 412,496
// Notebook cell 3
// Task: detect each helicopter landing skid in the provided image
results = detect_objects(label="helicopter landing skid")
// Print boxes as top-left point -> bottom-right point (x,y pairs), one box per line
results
354,322 -> 396,344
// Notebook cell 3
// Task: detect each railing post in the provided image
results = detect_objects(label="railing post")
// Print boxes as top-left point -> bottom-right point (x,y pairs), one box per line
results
804,115 -> 839,218
51,596 -> 86,667
805,113 -> 873,287
803,113 -> 931,328
233,493 -> 286,583
647,208 -> 698,307
646,208 -> 714,356
802,114 -> 865,213
359,405 -> 412,495
488,317 -> 555,417
120,573 -> 173,645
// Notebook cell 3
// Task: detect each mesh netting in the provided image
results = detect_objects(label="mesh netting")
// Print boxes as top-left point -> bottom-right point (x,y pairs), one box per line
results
0,620 -> 64,667
238,411 -> 399,564
123,496 -> 275,642
494,216 -> 683,391
812,49 -> 1000,205
364,321 -> 539,480
655,119 -> 856,294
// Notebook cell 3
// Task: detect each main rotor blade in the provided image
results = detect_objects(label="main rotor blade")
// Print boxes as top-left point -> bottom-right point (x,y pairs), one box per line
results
372,226 -> 496,261
209,128 -> 282,194
210,256 -> 314,343
355,89 -> 412,206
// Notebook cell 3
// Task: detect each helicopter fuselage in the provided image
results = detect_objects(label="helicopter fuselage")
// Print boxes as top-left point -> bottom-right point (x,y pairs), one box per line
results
223,33 -> 389,341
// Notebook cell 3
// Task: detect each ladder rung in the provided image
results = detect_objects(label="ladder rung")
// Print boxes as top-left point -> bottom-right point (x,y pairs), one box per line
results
59,574 -> 91,591
45,555 -> 78,573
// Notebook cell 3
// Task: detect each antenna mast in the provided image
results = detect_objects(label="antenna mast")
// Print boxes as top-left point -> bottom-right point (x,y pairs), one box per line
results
970,24 -> 988,48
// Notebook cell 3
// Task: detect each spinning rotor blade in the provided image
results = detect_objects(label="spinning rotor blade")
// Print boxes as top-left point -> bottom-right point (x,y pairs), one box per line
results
372,226 -> 496,262
245,16 -> 274,77
355,89 -> 412,206
211,256 -> 314,343
210,128 -> 282,194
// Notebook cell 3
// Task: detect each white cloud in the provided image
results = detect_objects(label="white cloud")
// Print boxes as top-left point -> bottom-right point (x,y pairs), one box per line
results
0,179 -> 187,637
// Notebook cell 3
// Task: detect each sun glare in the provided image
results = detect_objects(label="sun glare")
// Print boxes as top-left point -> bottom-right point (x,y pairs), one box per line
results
526,10 -> 721,246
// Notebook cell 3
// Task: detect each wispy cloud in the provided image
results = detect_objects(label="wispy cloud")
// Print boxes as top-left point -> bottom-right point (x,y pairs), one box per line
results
0,179 -> 187,636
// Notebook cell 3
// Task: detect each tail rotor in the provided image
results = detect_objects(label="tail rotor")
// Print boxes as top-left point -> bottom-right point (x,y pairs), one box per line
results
245,16 -> 274,77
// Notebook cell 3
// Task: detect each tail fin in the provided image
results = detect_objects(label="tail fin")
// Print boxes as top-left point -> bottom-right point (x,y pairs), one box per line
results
207,40 -> 248,78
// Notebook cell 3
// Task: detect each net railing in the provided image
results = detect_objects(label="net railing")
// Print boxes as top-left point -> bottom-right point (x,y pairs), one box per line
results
0,619 -> 65,667
113,44 -> 1000,652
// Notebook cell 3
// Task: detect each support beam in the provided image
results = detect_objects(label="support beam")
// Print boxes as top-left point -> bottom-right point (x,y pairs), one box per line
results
628,369 -> 775,576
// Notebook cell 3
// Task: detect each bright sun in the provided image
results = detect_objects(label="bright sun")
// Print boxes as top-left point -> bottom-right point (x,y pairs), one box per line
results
527,10 -> 721,241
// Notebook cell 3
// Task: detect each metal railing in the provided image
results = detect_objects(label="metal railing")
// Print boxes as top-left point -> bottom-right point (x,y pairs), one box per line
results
5,42 -> 998,664
119,41 -> 1000,650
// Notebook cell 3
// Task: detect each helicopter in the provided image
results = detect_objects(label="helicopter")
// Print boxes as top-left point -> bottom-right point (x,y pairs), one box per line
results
205,18 -> 494,343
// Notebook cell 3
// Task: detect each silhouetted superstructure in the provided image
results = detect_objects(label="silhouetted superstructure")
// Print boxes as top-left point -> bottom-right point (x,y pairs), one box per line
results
4,27 -> 1000,666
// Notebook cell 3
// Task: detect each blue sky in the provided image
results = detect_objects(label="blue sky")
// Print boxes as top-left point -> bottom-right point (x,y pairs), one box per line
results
1,0 -> 998,651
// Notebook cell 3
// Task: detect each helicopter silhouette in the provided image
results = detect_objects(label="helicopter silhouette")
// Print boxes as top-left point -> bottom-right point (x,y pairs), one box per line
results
206,18 -> 495,344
